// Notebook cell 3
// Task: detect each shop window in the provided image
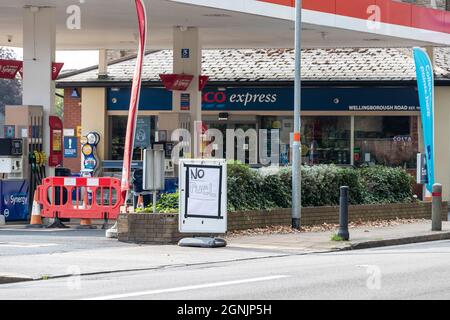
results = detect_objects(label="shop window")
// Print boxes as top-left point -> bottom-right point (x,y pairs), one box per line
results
354,116 -> 418,168
109,115 -> 155,160
260,116 -> 292,166
301,116 -> 351,165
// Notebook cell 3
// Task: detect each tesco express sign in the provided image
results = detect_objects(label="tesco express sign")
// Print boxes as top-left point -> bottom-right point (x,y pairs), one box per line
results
202,88 -> 282,110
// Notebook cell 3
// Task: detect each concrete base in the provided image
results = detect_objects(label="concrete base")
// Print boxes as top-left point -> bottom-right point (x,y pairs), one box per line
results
46,218 -> 69,229
105,222 -> 118,239
0,215 -> 5,225
25,224 -> 44,229
178,237 -> 227,248
76,225 -> 97,230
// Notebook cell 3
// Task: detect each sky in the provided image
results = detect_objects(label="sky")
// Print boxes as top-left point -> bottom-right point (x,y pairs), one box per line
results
9,47 -> 99,72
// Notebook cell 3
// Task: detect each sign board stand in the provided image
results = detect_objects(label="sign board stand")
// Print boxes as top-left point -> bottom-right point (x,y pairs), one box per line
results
143,148 -> 165,213
177,159 -> 227,248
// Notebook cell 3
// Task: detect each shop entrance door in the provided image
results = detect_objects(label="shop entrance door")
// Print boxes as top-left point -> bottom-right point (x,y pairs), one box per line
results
204,121 -> 257,164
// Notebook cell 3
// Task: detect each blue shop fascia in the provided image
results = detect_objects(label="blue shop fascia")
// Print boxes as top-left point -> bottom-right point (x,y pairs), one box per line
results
58,48 -> 429,170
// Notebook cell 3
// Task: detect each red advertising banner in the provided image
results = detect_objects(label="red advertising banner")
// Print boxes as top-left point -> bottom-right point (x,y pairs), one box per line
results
159,74 -> 194,91
0,59 -> 22,79
15,62 -> 64,80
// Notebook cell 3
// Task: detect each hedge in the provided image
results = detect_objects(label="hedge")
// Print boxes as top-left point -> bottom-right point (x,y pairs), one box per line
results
141,163 -> 415,213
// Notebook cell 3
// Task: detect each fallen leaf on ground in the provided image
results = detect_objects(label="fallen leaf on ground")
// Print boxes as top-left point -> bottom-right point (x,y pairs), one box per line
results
225,218 -> 429,238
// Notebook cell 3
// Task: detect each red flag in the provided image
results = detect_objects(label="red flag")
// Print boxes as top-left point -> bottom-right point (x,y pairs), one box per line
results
0,59 -> 22,79
52,62 -> 65,80
121,0 -> 147,202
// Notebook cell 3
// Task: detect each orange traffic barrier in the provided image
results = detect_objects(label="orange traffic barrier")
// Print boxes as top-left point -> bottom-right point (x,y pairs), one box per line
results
27,190 -> 43,228
37,177 -> 123,220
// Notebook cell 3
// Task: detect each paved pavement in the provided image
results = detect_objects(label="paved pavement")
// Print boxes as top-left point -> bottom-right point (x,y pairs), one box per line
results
1,240 -> 450,300
226,221 -> 450,251
0,221 -> 449,283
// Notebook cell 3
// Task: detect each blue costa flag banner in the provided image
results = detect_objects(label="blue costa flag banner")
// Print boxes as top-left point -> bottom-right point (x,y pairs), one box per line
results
413,47 -> 435,192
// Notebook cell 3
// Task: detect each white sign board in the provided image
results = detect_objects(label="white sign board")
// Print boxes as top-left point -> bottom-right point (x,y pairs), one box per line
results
179,159 -> 227,234
63,128 -> 75,137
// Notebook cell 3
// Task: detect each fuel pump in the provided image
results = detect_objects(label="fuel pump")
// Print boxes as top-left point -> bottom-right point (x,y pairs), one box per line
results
2,105 -> 45,222
0,138 -> 29,222
79,132 -> 101,217
80,132 -> 101,177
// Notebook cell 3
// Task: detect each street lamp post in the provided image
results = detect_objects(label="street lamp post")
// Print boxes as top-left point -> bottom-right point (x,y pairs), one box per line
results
292,0 -> 302,229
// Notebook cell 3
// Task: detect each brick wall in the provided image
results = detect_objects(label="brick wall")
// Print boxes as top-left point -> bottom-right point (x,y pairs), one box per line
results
118,213 -> 195,244
118,201 -> 448,244
63,88 -> 82,172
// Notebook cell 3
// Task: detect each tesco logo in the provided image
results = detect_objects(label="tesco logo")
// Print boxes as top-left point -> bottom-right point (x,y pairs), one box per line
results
202,91 -> 278,107
203,92 -> 227,104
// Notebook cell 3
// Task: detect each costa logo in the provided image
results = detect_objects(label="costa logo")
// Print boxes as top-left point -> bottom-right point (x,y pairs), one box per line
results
203,91 -> 227,104
393,135 -> 412,143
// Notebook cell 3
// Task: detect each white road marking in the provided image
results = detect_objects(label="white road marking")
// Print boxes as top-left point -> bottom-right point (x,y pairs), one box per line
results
84,275 -> 290,300
228,243 -> 313,251
0,242 -> 57,248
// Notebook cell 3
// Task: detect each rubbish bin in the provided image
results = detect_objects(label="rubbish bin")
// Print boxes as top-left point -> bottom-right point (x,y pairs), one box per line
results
55,167 -> 71,222
132,169 -> 151,209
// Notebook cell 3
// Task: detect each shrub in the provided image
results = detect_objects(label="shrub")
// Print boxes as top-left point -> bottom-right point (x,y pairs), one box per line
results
136,163 -> 414,213
136,191 -> 179,213
227,162 -> 276,211
277,165 -> 363,207
358,165 -> 414,204
156,191 -> 179,213
261,173 -> 291,209
263,164 -> 412,207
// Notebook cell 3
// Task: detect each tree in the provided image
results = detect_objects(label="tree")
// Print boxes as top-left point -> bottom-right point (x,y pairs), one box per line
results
0,47 -> 22,117
55,88 -> 64,118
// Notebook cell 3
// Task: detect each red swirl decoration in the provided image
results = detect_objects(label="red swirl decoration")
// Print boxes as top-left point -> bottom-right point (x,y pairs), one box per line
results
121,0 -> 147,202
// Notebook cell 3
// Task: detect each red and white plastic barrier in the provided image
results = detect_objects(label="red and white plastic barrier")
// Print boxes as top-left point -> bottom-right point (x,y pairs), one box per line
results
37,177 -> 124,220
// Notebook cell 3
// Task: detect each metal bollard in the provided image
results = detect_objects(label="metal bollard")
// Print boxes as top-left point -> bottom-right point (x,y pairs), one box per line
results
337,186 -> 350,240
432,183 -> 442,231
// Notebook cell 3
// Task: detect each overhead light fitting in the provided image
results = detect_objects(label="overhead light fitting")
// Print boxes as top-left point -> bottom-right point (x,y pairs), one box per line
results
71,88 -> 81,98
29,6 -> 40,12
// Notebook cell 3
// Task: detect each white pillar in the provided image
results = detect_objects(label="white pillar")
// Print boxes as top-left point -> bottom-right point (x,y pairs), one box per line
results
173,27 -> 202,157
22,6 -> 56,175
98,49 -> 108,79
426,47 -> 435,68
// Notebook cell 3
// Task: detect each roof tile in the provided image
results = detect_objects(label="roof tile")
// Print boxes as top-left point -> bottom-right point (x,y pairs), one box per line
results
58,48 -> 450,83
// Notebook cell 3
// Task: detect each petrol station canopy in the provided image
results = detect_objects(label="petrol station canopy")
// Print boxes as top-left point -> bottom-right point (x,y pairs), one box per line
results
2,0 -> 450,49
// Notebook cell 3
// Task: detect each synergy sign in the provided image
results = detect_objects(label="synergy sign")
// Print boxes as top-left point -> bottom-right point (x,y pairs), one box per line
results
0,59 -> 22,79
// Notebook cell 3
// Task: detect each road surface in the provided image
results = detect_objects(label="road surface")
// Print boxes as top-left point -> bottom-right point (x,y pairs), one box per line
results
1,240 -> 450,300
